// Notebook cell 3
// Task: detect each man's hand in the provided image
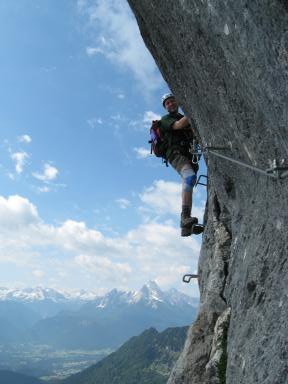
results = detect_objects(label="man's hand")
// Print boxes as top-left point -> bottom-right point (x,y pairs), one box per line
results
172,116 -> 190,130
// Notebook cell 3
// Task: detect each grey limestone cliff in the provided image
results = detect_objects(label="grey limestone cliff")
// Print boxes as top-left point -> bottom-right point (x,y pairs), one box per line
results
127,1 -> 288,383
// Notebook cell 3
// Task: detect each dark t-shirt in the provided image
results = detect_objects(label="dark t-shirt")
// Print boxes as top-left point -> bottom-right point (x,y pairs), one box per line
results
160,112 -> 194,160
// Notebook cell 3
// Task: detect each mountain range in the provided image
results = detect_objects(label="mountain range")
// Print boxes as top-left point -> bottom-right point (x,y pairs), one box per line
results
0,282 -> 198,350
0,282 -> 198,308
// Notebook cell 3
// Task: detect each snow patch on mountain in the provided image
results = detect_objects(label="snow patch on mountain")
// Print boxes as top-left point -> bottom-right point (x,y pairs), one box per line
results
91,281 -> 198,310
0,282 -> 199,310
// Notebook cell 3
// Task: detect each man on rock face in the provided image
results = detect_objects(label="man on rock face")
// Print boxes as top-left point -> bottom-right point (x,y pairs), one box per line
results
160,93 -> 203,236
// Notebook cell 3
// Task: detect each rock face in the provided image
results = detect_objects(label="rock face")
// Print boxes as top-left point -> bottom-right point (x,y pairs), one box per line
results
127,1 -> 288,383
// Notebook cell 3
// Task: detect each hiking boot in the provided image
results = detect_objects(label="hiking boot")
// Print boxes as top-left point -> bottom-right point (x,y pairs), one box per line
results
181,224 -> 204,237
180,216 -> 198,229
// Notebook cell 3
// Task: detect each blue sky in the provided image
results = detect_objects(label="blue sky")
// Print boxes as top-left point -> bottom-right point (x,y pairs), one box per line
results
0,0 -> 207,297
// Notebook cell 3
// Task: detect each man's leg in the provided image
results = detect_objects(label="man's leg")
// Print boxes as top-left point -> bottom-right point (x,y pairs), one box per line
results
170,154 -> 202,236
180,164 -> 197,228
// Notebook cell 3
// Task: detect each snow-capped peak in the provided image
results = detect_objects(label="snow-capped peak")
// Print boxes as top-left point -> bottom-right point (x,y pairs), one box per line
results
137,281 -> 164,307
0,282 -> 199,309
0,287 -> 69,302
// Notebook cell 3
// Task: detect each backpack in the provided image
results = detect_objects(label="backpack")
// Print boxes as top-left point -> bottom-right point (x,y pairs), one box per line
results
148,120 -> 168,165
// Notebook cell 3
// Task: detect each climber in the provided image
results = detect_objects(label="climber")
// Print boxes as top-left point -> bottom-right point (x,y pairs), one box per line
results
160,93 -> 203,236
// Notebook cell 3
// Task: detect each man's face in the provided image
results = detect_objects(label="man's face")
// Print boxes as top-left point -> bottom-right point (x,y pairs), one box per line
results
164,97 -> 178,113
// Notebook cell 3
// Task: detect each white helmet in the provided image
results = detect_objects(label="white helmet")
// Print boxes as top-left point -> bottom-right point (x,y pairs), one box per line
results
161,93 -> 175,107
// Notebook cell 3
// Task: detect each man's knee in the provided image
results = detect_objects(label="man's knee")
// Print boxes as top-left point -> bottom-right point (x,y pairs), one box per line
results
181,166 -> 197,192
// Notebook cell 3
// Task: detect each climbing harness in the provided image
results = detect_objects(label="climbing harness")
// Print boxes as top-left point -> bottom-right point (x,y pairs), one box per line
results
191,144 -> 288,180
183,274 -> 199,283
189,140 -> 202,165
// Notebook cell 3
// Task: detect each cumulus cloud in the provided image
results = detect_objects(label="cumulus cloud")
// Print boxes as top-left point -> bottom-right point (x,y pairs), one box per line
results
18,134 -> 32,144
134,147 -> 151,159
75,254 -> 132,277
140,180 -> 181,216
140,179 -> 206,220
0,194 -> 200,292
11,151 -> 29,174
0,195 -> 39,230
79,0 -> 163,94
32,163 -> 59,182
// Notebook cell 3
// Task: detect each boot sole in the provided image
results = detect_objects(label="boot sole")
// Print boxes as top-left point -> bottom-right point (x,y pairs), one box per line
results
181,224 -> 204,237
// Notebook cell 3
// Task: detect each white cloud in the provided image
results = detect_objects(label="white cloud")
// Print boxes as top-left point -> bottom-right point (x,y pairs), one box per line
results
18,134 -> 32,144
117,93 -> 125,99
191,199 -> 206,221
86,46 -> 104,56
0,194 -> 200,293
0,195 -> 38,229
0,195 -> 39,256
140,179 -> 206,220
134,147 -> 151,159
129,110 -> 161,131
115,198 -> 130,209
75,254 -> 132,276
32,163 -> 59,182
140,180 -> 181,216
11,151 -> 29,174
79,0 -> 163,94
143,111 -> 161,127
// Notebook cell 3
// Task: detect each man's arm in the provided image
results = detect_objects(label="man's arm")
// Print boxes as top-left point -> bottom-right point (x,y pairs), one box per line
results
172,116 -> 190,130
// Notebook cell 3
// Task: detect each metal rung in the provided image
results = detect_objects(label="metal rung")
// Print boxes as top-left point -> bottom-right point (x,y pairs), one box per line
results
196,174 -> 208,187
183,274 -> 199,283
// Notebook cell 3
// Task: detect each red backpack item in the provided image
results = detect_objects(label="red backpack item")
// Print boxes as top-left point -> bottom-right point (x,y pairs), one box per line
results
148,120 -> 168,165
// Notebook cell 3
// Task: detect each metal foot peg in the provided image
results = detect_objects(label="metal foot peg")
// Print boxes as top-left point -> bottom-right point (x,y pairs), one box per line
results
192,223 -> 204,235
183,274 -> 199,283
